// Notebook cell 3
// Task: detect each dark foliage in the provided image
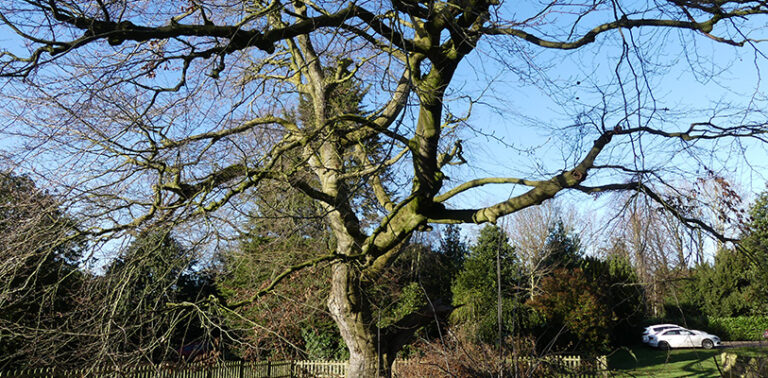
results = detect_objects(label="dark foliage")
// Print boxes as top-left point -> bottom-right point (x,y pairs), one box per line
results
0,173 -> 85,368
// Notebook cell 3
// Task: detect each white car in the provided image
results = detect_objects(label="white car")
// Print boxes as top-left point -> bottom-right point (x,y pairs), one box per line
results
641,324 -> 682,344
647,328 -> 721,350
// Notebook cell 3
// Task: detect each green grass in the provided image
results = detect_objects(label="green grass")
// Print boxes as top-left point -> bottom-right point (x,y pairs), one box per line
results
727,347 -> 768,358
606,346 -> 767,377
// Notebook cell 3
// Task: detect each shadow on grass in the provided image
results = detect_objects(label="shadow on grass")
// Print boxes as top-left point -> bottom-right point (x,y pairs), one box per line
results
678,356 -> 721,377
609,345 -> 721,374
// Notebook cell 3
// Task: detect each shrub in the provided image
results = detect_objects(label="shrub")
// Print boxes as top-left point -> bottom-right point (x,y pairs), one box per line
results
393,337 -> 506,377
643,316 -> 768,341
527,268 -> 611,354
708,316 -> 768,341
301,326 -> 348,360
393,334 -> 603,377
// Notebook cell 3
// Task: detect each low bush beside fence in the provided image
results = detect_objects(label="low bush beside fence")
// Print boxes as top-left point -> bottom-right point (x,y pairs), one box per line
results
392,355 -> 606,377
514,355 -> 608,376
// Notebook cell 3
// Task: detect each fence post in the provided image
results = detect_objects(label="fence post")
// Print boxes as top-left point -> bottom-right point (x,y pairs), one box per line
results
599,355 -> 609,377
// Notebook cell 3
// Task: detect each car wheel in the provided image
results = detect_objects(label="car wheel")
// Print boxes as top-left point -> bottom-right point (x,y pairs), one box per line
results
658,341 -> 671,351
702,339 -> 714,349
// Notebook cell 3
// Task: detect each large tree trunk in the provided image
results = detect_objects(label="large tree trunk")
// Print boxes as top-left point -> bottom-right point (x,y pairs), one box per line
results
327,262 -> 393,377
327,259 -> 453,377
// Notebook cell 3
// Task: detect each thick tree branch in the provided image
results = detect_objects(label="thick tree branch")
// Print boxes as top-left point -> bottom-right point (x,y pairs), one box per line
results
484,6 -> 768,50
435,177 -> 545,203
429,131 -> 614,224
46,4 -> 362,54
618,123 -> 768,142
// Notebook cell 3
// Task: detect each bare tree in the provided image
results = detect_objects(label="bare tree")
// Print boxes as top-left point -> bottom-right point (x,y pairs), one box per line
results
603,194 -> 680,316
1,1 -> 768,376
600,174 -> 748,316
504,199 -> 588,298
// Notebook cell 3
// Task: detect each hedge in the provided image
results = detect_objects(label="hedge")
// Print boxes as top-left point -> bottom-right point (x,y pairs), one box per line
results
707,316 -> 768,341
643,316 -> 768,341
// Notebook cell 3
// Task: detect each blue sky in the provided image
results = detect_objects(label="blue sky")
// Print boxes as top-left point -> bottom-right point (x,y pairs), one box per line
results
439,23 -> 768,205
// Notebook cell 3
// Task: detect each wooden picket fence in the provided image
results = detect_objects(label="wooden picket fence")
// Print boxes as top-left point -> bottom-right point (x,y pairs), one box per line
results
292,361 -> 345,377
0,355 -> 606,377
511,355 -> 608,377
0,360 -> 336,378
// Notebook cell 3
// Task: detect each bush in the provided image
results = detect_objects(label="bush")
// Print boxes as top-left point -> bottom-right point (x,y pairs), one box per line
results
301,326 -> 348,360
393,337 -> 507,377
393,334 -> 603,377
642,316 -> 768,341
708,316 -> 768,341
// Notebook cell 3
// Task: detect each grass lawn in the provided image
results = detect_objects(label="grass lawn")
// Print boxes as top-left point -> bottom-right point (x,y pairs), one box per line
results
607,345 -> 768,377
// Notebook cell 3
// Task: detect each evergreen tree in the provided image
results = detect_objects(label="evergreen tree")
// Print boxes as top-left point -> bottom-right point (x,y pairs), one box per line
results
0,173 -> 85,368
528,267 -> 610,353
582,255 -> 645,346
439,224 -> 468,278
741,189 -> 768,280
451,225 -> 524,343
102,230 -> 215,362
216,220 -> 342,360
706,248 -> 763,316
540,220 -> 582,270
673,190 -> 768,318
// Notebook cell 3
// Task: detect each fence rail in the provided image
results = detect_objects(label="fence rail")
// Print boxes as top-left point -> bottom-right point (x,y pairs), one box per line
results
511,355 -> 608,377
0,361 -> 341,378
0,355 -> 606,378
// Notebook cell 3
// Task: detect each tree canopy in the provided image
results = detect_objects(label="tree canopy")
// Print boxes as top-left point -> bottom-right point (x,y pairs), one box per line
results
1,1 -> 768,376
